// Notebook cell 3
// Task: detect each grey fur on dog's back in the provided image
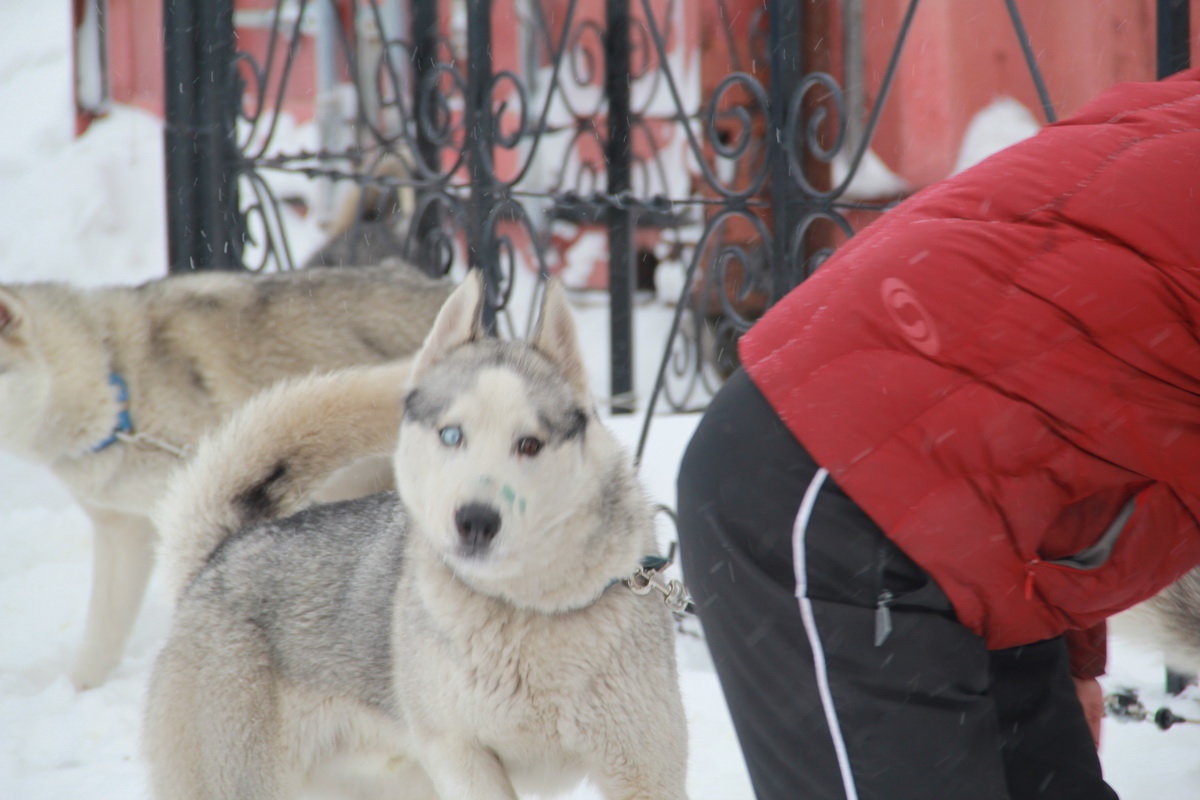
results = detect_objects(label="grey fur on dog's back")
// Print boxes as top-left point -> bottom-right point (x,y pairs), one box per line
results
192,492 -> 405,710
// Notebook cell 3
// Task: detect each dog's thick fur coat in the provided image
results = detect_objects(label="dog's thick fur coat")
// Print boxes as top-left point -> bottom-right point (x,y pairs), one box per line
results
0,265 -> 451,688
1117,568 -> 1200,674
145,273 -> 688,799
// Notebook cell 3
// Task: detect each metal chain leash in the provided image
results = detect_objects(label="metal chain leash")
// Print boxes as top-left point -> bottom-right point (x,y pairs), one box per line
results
115,431 -> 192,459
1105,688 -> 1200,731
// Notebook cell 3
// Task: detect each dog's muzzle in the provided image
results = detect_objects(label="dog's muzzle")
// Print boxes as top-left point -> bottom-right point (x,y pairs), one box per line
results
455,502 -> 502,556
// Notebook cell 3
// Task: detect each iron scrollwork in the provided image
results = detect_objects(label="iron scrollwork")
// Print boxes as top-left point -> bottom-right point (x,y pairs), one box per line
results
165,0 -> 1061,460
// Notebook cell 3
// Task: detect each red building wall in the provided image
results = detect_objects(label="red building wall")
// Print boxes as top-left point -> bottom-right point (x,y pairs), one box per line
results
87,1 -> 1198,188
862,0 -> 1195,189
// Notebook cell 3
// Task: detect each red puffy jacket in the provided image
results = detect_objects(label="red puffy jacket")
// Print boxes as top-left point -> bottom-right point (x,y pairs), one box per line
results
740,69 -> 1200,650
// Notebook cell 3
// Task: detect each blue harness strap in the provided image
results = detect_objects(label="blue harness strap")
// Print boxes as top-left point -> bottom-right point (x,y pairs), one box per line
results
90,371 -> 134,453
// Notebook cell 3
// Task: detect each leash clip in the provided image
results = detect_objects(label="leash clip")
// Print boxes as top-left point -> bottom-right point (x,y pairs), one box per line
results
626,568 -> 656,596
624,543 -> 696,615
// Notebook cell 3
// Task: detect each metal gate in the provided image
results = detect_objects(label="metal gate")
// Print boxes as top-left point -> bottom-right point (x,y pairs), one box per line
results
161,0 -> 1192,460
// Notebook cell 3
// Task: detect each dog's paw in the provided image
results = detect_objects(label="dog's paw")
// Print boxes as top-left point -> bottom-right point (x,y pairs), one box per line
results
69,656 -> 116,692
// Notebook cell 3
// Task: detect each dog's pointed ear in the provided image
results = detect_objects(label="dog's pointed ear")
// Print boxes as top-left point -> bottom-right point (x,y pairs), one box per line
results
409,270 -> 486,383
0,288 -> 27,345
532,279 -> 589,400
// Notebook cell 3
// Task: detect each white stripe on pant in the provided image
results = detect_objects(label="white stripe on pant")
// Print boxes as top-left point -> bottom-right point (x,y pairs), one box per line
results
791,466 -> 860,800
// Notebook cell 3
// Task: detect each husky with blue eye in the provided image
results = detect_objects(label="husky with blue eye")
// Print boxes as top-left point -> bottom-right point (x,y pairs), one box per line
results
145,271 -> 689,800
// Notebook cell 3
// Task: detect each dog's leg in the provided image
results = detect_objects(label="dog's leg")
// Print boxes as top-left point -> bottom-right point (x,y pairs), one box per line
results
418,737 -> 519,800
69,506 -> 156,690
592,749 -> 689,800
145,622 -> 291,800
307,752 -> 441,800
588,700 -> 689,800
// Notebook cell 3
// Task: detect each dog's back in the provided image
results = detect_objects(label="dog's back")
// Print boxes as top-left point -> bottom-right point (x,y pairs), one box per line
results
2,264 -> 450,464
147,491 -> 412,800
174,492 -> 405,709
128,265 -> 448,411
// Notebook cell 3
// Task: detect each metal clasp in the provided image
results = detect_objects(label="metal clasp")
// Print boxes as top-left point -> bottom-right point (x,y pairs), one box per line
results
624,543 -> 696,615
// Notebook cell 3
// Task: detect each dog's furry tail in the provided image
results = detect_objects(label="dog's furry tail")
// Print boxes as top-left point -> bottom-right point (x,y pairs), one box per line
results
155,359 -> 411,602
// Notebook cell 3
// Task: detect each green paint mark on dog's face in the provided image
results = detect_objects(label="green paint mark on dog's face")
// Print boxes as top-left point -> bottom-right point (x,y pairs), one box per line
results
497,483 -> 526,515
478,476 -> 525,515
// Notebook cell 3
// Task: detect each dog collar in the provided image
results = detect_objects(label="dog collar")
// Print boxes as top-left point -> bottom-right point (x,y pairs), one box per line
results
90,371 -> 134,453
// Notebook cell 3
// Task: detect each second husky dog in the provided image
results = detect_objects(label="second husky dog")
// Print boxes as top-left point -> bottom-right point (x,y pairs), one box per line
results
303,153 -> 415,269
1118,568 -> 1200,673
145,272 -> 688,799
0,264 -> 452,689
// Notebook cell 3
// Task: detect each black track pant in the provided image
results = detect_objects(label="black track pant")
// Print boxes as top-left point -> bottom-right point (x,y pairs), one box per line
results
676,370 -> 1117,800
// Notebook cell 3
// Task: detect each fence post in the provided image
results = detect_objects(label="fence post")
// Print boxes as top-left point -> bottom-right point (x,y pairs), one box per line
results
766,0 -> 803,300
163,0 -> 243,272
410,0 -> 443,272
1159,0 -> 1196,704
465,0 -> 498,331
605,0 -> 635,414
1157,0 -> 1191,78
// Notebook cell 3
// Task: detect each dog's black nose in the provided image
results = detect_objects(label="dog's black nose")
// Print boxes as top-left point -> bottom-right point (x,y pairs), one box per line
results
455,502 -> 501,554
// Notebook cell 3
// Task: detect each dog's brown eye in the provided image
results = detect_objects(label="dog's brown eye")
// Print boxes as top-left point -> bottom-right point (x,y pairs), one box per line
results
516,436 -> 543,457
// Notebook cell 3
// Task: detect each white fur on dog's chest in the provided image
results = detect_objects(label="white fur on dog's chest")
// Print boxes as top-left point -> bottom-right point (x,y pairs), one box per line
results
415,625 -> 598,793
397,567 -> 639,781
404,598 -> 612,729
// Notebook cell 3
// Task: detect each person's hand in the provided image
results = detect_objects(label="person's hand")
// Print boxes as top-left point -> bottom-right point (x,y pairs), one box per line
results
1072,676 -> 1104,747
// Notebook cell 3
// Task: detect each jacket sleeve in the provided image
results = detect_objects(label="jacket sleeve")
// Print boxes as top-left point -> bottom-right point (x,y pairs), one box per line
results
1064,623 -> 1107,679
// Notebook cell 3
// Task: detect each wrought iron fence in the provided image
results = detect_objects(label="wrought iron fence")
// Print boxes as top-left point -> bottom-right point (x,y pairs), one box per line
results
162,0 -> 1191,462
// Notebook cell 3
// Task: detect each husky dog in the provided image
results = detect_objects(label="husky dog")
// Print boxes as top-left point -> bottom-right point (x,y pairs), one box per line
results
303,153 -> 416,269
1118,568 -> 1200,673
0,264 -> 452,689
145,272 -> 688,800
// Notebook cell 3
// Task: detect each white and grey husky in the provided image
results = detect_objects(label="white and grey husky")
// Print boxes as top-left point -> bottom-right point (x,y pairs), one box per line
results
0,265 -> 452,689
144,272 -> 689,800
1118,568 -> 1200,674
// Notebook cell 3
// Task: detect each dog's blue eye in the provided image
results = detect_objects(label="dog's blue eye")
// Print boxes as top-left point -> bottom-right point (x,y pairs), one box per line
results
439,426 -> 464,447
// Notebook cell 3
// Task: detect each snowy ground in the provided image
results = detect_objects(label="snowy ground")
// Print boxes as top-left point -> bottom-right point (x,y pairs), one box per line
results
2,3 -> 1200,798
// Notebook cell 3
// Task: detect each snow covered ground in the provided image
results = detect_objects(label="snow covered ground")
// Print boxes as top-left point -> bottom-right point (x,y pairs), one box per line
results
2,3 -> 1199,798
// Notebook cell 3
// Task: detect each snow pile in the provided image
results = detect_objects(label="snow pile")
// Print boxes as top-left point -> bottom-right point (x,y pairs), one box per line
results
953,96 -> 1042,175
832,146 -> 910,200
